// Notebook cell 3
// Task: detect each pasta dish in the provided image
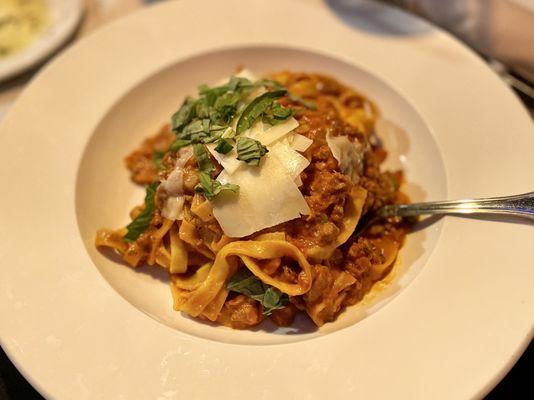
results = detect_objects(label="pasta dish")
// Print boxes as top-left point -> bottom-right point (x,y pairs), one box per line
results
96,70 -> 411,328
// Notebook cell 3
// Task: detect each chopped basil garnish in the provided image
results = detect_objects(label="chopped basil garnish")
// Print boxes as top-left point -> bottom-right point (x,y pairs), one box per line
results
214,138 -> 234,154
194,143 -> 239,199
152,150 -> 165,171
226,268 -> 289,315
236,137 -> 268,166
288,93 -> 316,110
195,171 -> 239,200
193,143 -> 215,173
166,75 -> 297,201
171,96 -> 196,132
124,182 -> 158,242
256,79 -> 285,90
236,90 -> 287,134
263,102 -> 293,125
169,138 -> 192,152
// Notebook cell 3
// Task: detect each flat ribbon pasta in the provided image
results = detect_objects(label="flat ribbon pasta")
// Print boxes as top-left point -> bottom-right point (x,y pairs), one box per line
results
171,240 -> 313,318
368,238 -> 399,281
307,186 -> 367,262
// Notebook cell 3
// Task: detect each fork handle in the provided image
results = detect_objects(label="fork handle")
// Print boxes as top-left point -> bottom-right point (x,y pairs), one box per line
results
379,191 -> 534,220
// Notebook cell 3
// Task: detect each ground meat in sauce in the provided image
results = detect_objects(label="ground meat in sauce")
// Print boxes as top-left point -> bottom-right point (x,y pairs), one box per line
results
124,125 -> 174,185
119,73 -> 411,329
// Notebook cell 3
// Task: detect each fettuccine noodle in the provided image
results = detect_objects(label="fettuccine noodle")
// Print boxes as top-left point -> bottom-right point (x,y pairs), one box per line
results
95,71 -> 411,328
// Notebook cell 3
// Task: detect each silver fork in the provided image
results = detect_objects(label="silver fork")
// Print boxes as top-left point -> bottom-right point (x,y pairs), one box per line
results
357,191 -> 534,234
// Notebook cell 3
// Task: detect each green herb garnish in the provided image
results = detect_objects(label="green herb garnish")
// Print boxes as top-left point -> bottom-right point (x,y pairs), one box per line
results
193,143 -> 239,199
236,90 -> 287,134
256,79 -> 285,90
226,268 -> 289,315
171,96 -> 196,132
195,171 -> 239,200
263,102 -> 293,125
152,151 -> 165,171
288,93 -> 316,110
124,182 -> 158,242
214,138 -> 234,154
193,143 -> 215,173
169,138 -> 192,152
236,137 -> 268,166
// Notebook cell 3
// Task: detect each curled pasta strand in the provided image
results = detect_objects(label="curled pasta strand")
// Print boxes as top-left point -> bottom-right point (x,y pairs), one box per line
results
173,240 -> 313,317
179,219 -> 215,260
368,238 -> 399,281
147,218 -> 173,265
307,187 -> 367,262
169,223 -> 188,273
95,228 -> 128,254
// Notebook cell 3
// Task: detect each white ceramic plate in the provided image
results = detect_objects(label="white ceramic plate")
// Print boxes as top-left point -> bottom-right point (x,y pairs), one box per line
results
0,0 -> 82,82
0,0 -> 533,398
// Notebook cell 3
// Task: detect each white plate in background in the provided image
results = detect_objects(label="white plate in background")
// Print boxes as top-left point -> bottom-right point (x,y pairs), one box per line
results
0,0 -> 533,399
0,0 -> 83,82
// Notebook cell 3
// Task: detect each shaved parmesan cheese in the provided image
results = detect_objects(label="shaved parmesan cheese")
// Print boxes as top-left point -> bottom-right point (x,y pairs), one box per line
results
235,69 -> 257,81
160,168 -> 183,196
287,133 -> 313,152
212,153 -> 310,237
160,147 -> 192,220
270,142 -> 309,180
240,119 -> 264,139
249,118 -> 299,146
215,69 -> 258,86
162,196 -> 185,220
326,133 -> 364,183
206,144 -> 241,175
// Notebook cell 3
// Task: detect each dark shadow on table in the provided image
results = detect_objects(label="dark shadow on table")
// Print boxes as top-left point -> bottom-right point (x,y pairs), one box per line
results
324,0 -> 432,36
0,347 -> 44,400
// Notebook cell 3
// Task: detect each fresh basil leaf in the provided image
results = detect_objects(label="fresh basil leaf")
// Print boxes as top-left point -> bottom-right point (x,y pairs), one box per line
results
172,97 -> 196,132
169,139 -> 192,152
262,287 -> 288,313
214,138 -> 234,154
199,85 -> 228,105
123,182 -> 158,242
227,76 -> 254,92
263,102 -> 293,125
195,171 -> 239,200
236,137 -> 268,166
193,144 -> 214,173
271,103 -> 292,118
236,90 -> 287,134
256,79 -> 285,90
152,151 -> 165,171
226,268 -> 289,315
178,118 -> 212,142
226,268 -> 265,296
288,93 -> 317,110
222,127 -> 236,139
195,98 -> 211,118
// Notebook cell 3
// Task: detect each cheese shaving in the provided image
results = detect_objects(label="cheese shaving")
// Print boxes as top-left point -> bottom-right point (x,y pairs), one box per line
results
212,153 -> 310,237
206,144 -> 241,175
326,133 -> 364,183
288,133 -> 313,152
249,118 -> 299,146
270,142 -> 309,180
160,147 -> 192,220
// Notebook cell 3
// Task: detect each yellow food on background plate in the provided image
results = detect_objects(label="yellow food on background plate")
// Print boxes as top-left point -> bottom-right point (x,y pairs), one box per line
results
0,0 -> 49,58
95,69 -> 412,329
